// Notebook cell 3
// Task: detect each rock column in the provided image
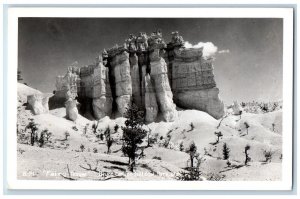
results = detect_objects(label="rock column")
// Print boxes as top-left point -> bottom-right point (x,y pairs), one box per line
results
92,59 -> 113,119
109,48 -> 132,116
144,74 -> 158,122
65,91 -> 78,121
129,53 -> 142,107
148,39 -> 177,122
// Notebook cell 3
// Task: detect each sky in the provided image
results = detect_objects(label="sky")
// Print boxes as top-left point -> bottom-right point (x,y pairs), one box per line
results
18,18 -> 283,104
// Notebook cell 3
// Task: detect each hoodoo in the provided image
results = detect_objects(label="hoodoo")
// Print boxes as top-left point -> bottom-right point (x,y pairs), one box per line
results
51,30 -> 225,121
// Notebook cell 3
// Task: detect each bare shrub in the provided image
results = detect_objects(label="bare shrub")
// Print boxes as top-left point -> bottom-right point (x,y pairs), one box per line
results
25,118 -> 38,146
64,131 -> 70,141
80,144 -> 85,152
263,149 -> 274,163
152,156 -> 161,160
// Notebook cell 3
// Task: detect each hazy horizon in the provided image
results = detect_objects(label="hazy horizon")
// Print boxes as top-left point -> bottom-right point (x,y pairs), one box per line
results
18,18 -> 283,104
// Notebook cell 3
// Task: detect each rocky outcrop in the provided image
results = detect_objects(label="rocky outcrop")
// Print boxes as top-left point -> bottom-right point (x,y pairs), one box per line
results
170,47 -> 224,119
144,74 -> 158,122
232,101 -> 243,115
65,99 -> 78,121
129,54 -> 142,107
54,30 -> 224,121
27,94 -> 49,115
148,32 -> 177,122
92,59 -> 113,119
65,91 -> 78,121
50,66 -> 80,109
108,47 -> 132,116
174,88 -> 224,119
55,66 -> 80,99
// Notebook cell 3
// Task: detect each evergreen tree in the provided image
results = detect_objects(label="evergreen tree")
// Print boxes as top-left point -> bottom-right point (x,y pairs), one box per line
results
104,127 -> 113,154
25,118 -> 38,146
121,103 -> 147,172
92,121 -> 100,134
39,131 -> 45,147
244,144 -> 251,165
244,122 -> 250,135
214,131 -> 223,143
186,141 -> 197,168
222,143 -> 230,160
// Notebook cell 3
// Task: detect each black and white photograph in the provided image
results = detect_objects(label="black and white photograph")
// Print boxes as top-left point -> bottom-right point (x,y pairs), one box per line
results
4,6 -> 294,191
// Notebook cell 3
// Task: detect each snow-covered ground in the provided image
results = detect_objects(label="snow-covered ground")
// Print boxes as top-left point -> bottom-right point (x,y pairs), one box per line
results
17,83 -> 282,181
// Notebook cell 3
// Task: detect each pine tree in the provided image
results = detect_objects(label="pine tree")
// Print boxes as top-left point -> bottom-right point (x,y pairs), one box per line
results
25,118 -> 38,146
214,131 -> 223,143
92,121 -> 100,134
104,127 -> 113,154
222,143 -> 230,160
244,144 -> 251,165
186,141 -> 197,168
39,130 -> 45,147
244,122 -> 250,135
121,103 -> 147,172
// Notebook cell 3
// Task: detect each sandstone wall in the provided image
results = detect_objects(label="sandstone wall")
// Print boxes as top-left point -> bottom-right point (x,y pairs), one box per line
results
54,31 -> 225,121
137,52 -> 148,107
149,47 -> 177,122
144,74 -> 158,122
79,65 -> 97,98
54,69 -> 80,100
109,50 -> 132,116
92,62 -> 113,119
171,47 -> 224,119
129,54 -> 142,107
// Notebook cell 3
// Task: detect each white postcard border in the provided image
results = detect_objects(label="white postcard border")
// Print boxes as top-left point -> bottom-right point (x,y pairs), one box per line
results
5,7 -> 294,190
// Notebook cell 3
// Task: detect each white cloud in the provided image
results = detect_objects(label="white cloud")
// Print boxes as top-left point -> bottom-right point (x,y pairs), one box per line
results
218,49 -> 230,54
184,41 -> 218,58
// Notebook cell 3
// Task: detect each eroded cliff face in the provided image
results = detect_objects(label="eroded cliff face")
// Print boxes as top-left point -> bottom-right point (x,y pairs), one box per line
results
53,30 -> 224,121
49,67 -> 80,110
148,43 -> 177,122
108,49 -> 132,116
144,74 -> 158,122
170,47 -> 225,119
92,60 -> 113,119
129,53 -> 142,107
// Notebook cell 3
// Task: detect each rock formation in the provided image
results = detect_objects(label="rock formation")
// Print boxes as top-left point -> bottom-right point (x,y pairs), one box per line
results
92,56 -> 113,119
49,66 -> 80,110
232,101 -> 243,115
135,32 -> 149,108
27,94 -> 49,115
53,30 -> 225,121
144,74 -> 158,122
148,31 -> 177,121
126,34 -> 142,107
65,91 -> 78,121
169,47 -> 224,119
107,45 -> 132,116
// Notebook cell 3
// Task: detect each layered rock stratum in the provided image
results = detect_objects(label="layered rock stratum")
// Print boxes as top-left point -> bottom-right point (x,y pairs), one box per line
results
52,30 -> 225,121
